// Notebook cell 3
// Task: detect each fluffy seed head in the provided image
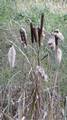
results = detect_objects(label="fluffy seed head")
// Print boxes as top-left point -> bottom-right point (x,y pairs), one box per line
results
53,29 -> 64,42
8,45 -> 16,68
48,36 -> 55,50
35,66 -> 48,81
56,48 -> 62,64
42,27 -> 45,37
21,116 -> 25,120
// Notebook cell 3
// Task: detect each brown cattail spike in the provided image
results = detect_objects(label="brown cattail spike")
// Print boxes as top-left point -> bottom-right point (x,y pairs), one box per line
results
55,35 -> 58,47
30,22 -> 34,43
38,13 -> 44,47
38,27 -> 41,47
20,28 -> 27,46
32,27 -> 38,43
41,13 -> 44,32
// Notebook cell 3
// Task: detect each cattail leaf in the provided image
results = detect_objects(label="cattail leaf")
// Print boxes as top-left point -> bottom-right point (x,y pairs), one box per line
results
8,45 -> 16,68
41,53 -> 48,61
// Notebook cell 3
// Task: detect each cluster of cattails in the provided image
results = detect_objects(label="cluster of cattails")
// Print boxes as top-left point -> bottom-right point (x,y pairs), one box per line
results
48,29 -> 64,64
19,14 -> 45,48
30,13 -> 45,47
7,13 -> 65,120
7,14 -> 45,68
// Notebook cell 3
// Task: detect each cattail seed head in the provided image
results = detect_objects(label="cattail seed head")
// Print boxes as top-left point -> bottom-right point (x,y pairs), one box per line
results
30,22 -> 34,44
8,45 -> 16,68
53,29 -> 64,42
35,66 -> 48,81
48,36 -> 55,50
42,27 -> 45,37
21,116 -> 25,120
56,48 -> 62,64
20,27 -> 27,46
33,27 -> 38,43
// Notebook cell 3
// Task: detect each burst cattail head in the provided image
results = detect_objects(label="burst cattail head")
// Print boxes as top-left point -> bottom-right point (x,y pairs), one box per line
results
21,116 -> 25,120
51,29 -> 64,48
48,35 -> 55,50
55,48 -> 62,64
35,66 -> 48,81
8,45 -> 16,68
53,29 -> 64,42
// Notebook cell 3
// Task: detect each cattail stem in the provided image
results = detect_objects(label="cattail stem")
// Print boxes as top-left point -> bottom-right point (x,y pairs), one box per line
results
37,48 -> 40,65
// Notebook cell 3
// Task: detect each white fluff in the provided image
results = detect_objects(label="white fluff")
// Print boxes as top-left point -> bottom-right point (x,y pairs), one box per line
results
43,111 -> 47,119
48,37 -> 55,50
35,66 -> 48,81
56,48 -> 62,64
8,45 -> 16,68
53,29 -> 64,42
42,27 -> 45,37
21,116 -> 25,120
57,32 -> 64,41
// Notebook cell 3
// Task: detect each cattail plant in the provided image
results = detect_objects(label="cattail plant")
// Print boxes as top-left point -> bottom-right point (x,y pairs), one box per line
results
48,30 -> 64,66
8,45 -> 17,114
46,29 -> 64,120
0,12 -> 65,120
